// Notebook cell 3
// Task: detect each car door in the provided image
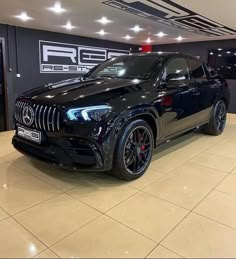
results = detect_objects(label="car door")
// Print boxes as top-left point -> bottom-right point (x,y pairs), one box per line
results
159,56 -> 199,137
187,58 -> 215,123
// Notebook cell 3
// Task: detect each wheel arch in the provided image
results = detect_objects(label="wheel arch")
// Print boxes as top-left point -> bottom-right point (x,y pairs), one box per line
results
114,108 -> 160,147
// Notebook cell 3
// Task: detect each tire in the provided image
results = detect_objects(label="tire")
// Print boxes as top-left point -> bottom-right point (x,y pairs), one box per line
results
111,119 -> 154,181
204,100 -> 227,136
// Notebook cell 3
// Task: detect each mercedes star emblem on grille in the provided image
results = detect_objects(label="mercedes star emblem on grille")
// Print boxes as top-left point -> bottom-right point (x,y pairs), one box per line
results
22,105 -> 34,126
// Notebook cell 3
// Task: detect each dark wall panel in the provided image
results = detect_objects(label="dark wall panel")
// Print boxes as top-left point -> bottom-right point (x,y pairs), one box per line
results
153,39 -> 236,113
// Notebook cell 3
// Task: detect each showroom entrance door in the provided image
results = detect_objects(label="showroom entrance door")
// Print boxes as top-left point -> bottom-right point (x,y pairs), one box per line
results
0,40 -> 6,131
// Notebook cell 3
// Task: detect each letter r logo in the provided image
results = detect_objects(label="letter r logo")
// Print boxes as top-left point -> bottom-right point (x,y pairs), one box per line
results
43,45 -> 77,63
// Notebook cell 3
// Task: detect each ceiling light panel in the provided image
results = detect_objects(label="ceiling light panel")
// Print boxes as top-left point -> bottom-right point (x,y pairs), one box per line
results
48,1 -> 66,14
96,29 -> 108,35
129,25 -> 144,33
62,21 -> 76,30
176,36 -> 184,41
155,32 -> 167,37
96,16 -> 112,25
123,35 -> 133,40
14,12 -> 33,21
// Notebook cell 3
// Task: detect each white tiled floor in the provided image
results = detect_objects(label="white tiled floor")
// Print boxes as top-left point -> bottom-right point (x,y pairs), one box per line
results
0,114 -> 236,258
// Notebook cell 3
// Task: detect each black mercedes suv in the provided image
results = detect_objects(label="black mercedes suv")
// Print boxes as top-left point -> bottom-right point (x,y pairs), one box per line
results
12,53 -> 230,180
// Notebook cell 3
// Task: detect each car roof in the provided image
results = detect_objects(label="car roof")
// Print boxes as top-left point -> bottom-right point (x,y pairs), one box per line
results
125,52 -> 203,63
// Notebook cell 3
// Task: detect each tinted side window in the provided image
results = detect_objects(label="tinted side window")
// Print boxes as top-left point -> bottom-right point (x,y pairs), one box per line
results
188,59 -> 206,79
162,58 -> 189,81
204,63 -> 217,78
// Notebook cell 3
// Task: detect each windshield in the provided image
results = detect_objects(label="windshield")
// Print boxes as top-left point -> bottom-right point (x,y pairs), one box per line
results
87,55 -> 161,80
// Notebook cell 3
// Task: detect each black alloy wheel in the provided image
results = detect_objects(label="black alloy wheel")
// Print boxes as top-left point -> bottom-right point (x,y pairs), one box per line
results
215,101 -> 227,132
124,126 -> 152,175
112,119 -> 154,181
204,100 -> 227,136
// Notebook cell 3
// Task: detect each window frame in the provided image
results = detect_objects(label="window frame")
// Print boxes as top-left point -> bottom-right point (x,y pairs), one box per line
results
186,57 -> 207,80
159,56 -> 190,87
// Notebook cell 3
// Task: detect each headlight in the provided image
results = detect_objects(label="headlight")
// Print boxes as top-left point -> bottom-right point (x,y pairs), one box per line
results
66,105 -> 112,122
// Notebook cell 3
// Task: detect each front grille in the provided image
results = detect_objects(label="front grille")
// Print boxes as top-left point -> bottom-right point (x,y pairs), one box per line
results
14,100 -> 61,132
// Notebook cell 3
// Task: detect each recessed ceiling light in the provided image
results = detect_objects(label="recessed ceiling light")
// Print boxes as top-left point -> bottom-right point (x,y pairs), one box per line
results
62,21 -> 76,30
227,51 -> 231,54
210,52 -> 214,55
144,37 -> 154,44
48,1 -> 66,14
123,35 -> 133,40
176,36 -> 184,41
155,32 -> 167,38
218,54 -> 222,57
218,48 -> 222,51
129,25 -> 144,33
96,29 -> 108,36
14,12 -> 33,21
96,16 -> 112,25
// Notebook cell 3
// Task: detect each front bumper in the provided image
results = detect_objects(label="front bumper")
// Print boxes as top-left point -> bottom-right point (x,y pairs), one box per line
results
12,133 -> 110,171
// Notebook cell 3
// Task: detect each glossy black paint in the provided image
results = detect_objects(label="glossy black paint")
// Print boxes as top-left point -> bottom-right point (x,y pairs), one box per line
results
12,53 -> 230,171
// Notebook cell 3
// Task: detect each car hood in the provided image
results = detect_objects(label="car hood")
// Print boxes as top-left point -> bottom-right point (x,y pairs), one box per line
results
20,77 -> 146,106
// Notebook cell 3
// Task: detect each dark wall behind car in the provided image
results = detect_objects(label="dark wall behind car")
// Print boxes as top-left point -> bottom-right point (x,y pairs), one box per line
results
0,23 -> 138,129
152,39 -> 236,113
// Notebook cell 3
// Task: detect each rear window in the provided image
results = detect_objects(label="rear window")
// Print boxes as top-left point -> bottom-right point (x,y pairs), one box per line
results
188,58 -> 206,79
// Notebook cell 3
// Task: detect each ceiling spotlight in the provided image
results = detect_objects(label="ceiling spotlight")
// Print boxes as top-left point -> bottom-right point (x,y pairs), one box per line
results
218,48 -> 222,51
96,16 -> 112,25
227,51 -> 231,54
62,21 -> 76,30
145,37 -> 153,44
176,36 -> 184,41
210,52 -> 214,55
123,35 -> 133,40
96,29 -> 108,36
129,25 -> 144,33
155,32 -> 167,38
218,54 -> 222,57
14,12 -> 33,21
48,1 -> 66,14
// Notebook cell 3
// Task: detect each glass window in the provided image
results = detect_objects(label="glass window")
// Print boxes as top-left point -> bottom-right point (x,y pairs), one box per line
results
88,55 -> 161,79
162,58 -> 189,81
204,63 -> 217,78
188,58 -> 206,79
208,49 -> 236,79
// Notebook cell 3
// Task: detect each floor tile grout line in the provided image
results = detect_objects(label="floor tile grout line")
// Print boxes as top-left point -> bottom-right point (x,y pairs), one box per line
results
104,213 -> 159,244
140,189 -> 191,211
45,248 -> 60,259
141,134 -> 232,196
11,187 -> 105,219
185,161 -> 231,174
159,244 -> 184,258
10,192 -> 64,218
145,242 -> 184,258
153,164 -> 234,256
150,139 -> 228,178
11,216 -> 50,250
65,190 -> 111,214
0,204 -> 11,217
192,211 -> 236,232
214,188 -> 236,198
48,213 -> 104,250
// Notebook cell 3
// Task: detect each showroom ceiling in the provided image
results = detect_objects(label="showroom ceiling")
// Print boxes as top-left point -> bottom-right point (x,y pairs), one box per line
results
0,0 -> 235,45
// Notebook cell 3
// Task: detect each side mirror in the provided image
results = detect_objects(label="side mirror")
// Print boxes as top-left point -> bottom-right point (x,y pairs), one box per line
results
166,73 -> 186,82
